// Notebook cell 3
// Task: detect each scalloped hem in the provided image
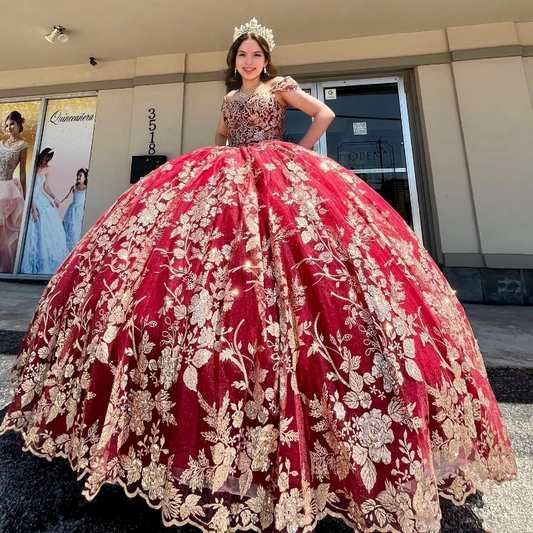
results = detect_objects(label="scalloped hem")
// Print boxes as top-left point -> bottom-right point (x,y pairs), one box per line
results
0,422 -> 517,533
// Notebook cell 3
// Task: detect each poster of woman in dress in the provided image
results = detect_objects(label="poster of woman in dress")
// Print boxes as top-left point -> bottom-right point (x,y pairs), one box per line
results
0,102 -> 40,273
20,96 -> 97,275
21,148 -> 69,274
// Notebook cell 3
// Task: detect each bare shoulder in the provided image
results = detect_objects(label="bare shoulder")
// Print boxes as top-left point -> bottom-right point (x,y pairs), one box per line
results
265,76 -> 285,88
224,90 -> 238,102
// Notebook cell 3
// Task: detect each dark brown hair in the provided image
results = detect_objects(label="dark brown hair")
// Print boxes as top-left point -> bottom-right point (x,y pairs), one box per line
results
224,34 -> 277,91
37,148 -> 54,169
77,167 -> 88,184
5,110 -> 25,133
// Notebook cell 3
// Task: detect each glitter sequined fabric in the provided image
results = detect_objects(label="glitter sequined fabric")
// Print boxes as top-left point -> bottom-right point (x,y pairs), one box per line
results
223,77 -> 299,147
1,77 -> 516,533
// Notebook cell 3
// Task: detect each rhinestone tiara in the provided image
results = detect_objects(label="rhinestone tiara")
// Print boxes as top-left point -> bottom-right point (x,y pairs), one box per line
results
233,18 -> 275,51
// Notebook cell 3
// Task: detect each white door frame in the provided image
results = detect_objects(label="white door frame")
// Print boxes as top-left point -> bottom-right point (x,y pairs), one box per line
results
307,77 -> 422,238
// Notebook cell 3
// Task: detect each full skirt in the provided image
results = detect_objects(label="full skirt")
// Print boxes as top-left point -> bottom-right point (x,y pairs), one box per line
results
63,192 -> 86,251
21,191 -> 69,274
0,179 -> 24,272
1,141 -> 516,533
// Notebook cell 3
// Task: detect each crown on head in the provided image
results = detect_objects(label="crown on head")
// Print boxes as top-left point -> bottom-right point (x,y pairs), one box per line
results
233,18 -> 275,51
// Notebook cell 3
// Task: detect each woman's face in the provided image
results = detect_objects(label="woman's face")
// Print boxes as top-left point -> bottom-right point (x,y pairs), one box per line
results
4,119 -> 20,136
76,172 -> 86,185
235,38 -> 267,82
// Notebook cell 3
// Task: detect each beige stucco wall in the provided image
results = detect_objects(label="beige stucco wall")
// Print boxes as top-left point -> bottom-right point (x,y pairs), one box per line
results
0,55 -> 186,91
523,57 -> 533,108
452,56 -> 533,257
415,64 -> 480,256
447,22 -> 520,50
181,81 -> 226,153
0,61 -> 137,91
129,83 -> 184,160
82,88 -> 134,231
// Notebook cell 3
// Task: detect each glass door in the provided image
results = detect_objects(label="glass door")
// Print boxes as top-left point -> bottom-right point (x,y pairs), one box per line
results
283,83 -> 319,150
282,77 -> 422,237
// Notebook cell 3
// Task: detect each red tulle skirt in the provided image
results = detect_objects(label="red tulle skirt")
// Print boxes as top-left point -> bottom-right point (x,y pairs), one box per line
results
1,142 -> 516,532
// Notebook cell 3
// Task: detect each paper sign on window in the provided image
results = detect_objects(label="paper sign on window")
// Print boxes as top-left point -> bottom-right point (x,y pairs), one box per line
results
353,122 -> 367,135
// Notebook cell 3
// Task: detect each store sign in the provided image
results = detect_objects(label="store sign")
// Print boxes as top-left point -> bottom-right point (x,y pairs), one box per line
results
49,111 -> 95,125
324,88 -> 337,100
337,140 -> 395,170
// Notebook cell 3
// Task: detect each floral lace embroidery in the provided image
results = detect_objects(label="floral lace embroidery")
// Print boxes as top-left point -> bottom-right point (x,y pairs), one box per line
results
222,76 -> 299,147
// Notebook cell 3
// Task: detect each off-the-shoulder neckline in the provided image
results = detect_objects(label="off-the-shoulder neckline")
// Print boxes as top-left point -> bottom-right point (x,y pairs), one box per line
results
0,140 -> 28,151
224,77 -> 291,106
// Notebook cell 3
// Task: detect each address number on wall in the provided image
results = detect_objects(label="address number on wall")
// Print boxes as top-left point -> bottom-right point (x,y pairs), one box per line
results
148,108 -> 156,154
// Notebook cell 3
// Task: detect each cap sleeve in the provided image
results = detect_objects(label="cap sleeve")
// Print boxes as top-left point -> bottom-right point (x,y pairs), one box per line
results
270,76 -> 300,95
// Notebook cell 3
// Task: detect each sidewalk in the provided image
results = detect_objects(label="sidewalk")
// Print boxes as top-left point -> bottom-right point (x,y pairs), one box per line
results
1,281 -> 532,363
0,280 -> 532,533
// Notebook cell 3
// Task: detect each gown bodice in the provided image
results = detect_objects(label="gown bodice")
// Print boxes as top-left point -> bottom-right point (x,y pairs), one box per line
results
222,76 -> 300,147
0,141 -> 28,181
34,174 -> 45,189
32,175 -> 50,206
71,188 -> 86,205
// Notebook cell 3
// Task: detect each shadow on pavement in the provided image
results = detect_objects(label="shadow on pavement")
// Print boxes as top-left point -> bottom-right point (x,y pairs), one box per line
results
0,406 -> 493,533
487,367 -> 533,404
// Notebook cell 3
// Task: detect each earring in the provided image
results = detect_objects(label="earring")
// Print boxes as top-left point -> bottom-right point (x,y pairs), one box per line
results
234,68 -> 237,76
263,66 -> 267,74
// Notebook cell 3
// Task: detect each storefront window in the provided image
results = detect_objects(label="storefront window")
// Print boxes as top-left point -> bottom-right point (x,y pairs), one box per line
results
0,95 -> 97,278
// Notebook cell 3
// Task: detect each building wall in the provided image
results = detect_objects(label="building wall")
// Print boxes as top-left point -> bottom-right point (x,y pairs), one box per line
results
1,21 -> 533,294
452,56 -> 533,265
83,87 -> 134,231
129,83 -> 184,165
182,81 -> 225,153
522,57 -> 533,109
415,23 -> 533,270
415,63 -> 481,260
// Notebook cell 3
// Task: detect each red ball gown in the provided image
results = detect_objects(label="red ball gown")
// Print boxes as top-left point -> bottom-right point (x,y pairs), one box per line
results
1,77 -> 516,533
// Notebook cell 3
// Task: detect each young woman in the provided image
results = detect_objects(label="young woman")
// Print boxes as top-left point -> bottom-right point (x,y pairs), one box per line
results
21,148 -> 68,274
61,167 -> 88,251
1,19 -> 515,533
0,111 -> 28,272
